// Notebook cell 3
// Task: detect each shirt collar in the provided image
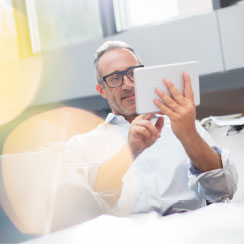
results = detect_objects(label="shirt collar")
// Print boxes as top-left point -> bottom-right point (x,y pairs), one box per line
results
104,113 -> 116,123
104,113 -> 167,124
104,113 -> 129,125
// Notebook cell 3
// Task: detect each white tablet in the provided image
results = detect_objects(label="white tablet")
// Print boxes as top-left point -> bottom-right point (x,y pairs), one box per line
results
134,61 -> 200,114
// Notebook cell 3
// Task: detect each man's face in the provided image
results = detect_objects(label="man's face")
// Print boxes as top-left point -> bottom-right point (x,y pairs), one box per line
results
97,48 -> 140,118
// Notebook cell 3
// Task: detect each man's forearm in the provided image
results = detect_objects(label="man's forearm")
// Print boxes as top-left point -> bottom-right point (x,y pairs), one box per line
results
181,132 -> 222,172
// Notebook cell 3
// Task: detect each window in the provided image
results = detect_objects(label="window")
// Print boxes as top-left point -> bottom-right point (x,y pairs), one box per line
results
26,0 -> 103,53
113,0 -> 213,32
0,0 -> 18,60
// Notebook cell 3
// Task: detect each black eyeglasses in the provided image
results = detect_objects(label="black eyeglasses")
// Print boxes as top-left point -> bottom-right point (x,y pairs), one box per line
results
99,65 -> 144,88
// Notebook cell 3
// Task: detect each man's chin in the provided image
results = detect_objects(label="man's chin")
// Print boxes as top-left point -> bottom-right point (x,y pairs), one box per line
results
123,105 -> 136,116
122,98 -> 136,106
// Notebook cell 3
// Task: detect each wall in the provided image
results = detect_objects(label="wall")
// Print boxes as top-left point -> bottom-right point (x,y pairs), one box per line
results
31,4 -> 244,107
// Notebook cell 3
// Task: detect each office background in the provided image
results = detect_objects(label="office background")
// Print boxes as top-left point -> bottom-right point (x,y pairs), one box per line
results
0,0 -> 244,242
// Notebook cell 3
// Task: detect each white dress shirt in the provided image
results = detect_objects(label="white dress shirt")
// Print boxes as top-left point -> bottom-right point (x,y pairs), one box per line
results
64,113 -> 238,216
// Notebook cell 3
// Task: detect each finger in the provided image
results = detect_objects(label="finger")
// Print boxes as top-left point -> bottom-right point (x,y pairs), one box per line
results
153,98 -> 175,118
155,88 -> 179,112
133,125 -> 152,140
155,116 -> 164,135
183,72 -> 194,102
163,78 -> 185,105
133,119 -> 160,137
136,113 -> 156,121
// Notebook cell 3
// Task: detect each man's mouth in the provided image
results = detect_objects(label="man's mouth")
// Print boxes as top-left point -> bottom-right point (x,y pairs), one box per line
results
121,93 -> 135,100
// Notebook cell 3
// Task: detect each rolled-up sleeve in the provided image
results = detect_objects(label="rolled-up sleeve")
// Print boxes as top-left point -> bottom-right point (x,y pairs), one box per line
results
188,122 -> 238,202
188,147 -> 238,202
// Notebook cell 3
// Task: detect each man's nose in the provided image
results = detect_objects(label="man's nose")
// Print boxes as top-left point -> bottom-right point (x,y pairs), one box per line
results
122,74 -> 134,89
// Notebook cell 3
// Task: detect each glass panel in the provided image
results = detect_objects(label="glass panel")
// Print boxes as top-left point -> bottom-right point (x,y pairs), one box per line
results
113,0 -> 213,32
177,0 -> 213,16
28,0 -> 103,52
0,0 -> 18,60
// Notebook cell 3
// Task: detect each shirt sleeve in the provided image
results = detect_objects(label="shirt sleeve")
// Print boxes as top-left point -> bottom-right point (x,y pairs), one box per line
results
63,135 -> 101,188
63,134 -> 124,210
188,122 -> 238,202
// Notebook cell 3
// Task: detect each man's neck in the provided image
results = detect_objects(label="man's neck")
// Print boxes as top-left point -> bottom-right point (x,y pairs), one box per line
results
124,114 -> 138,123
111,110 -> 138,123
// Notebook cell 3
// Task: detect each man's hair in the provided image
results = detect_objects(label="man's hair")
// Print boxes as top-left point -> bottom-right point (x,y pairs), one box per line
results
94,40 -> 143,84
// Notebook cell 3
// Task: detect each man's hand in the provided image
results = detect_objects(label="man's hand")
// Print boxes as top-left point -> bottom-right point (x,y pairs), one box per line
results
153,72 -> 222,172
153,72 -> 197,144
128,113 -> 164,159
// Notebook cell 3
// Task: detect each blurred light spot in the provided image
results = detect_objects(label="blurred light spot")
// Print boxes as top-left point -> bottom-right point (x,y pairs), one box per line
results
1,107 -> 136,235
1,107 -> 105,234
3,106 -> 104,154
0,6 -> 42,125
1,150 -> 63,234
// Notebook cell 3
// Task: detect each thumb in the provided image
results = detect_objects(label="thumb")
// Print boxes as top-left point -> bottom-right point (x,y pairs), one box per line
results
155,116 -> 164,134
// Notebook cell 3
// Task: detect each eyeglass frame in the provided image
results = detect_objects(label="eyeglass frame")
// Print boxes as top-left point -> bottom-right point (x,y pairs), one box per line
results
98,65 -> 144,88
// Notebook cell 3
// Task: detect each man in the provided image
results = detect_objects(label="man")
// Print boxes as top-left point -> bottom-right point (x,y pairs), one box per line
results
64,40 -> 237,216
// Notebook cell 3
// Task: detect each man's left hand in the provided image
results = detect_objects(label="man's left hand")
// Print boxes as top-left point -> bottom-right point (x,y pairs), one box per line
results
153,72 -> 198,144
153,72 -> 222,172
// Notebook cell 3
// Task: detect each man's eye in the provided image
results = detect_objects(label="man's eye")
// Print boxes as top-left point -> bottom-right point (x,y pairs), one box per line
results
110,74 -> 120,81
128,70 -> 134,77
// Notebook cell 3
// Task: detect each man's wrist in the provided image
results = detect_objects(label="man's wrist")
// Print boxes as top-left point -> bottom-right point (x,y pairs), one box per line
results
189,146 -> 223,175
129,147 -> 143,160
179,129 -> 200,148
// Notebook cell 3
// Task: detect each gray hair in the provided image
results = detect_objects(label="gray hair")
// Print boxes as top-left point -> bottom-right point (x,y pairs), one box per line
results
94,40 -> 143,84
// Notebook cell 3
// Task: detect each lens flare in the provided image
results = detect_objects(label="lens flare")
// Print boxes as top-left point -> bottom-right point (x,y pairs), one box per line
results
2,106 -> 104,154
1,107 -> 137,234
1,107 -> 111,234
0,6 -> 42,125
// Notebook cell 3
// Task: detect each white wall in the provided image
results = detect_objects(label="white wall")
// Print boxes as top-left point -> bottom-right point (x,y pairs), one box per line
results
109,12 -> 223,74
32,39 -> 104,105
217,3 -> 244,70
32,4 -> 244,106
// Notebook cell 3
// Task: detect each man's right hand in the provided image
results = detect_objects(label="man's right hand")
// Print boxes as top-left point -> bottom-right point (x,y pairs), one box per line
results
128,114 -> 164,159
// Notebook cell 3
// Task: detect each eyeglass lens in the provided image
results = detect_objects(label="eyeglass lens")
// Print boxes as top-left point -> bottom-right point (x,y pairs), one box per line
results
106,67 -> 136,87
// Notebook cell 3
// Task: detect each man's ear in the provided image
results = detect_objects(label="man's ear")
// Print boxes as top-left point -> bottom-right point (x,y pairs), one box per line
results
96,83 -> 107,99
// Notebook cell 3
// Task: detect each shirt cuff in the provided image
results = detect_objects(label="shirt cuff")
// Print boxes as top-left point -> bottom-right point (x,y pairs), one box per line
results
189,146 -> 222,175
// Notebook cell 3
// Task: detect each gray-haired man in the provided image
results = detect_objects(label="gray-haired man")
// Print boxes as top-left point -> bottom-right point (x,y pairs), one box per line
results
65,40 -> 237,217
